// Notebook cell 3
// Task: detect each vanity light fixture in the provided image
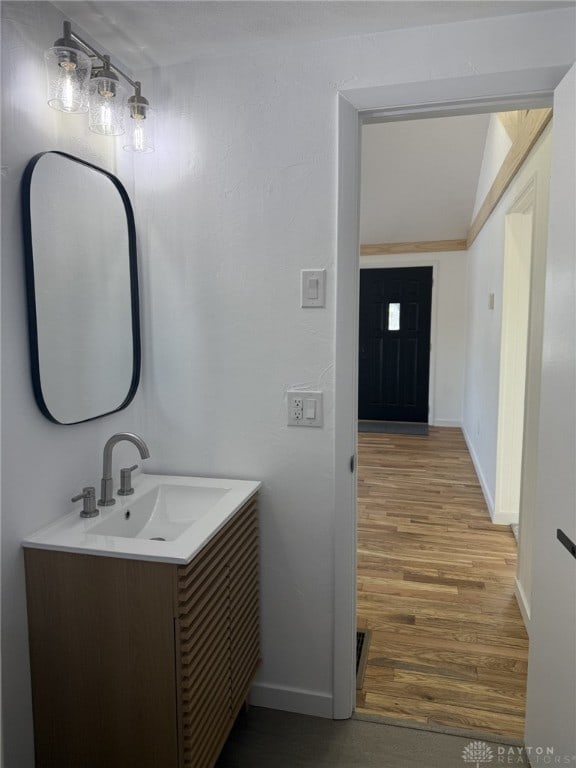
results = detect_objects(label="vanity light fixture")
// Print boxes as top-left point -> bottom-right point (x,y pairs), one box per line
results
44,21 -> 155,152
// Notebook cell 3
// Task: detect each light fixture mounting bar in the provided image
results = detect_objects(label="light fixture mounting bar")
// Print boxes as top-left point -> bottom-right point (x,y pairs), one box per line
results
67,24 -> 138,90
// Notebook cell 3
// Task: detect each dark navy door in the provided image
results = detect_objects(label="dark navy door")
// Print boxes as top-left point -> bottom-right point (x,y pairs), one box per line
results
359,267 -> 433,422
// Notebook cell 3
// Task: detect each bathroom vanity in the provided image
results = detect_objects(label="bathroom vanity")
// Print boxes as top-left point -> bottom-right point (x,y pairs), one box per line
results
23,475 -> 261,768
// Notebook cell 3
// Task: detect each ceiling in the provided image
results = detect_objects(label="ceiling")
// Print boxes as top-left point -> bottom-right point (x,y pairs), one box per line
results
360,113 -> 491,243
52,1 -> 574,71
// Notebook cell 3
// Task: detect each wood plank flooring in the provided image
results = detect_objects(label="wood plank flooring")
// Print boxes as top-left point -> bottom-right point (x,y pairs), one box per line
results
356,427 -> 528,739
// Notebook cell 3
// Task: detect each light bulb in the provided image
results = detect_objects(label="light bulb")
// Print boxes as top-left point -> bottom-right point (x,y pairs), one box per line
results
61,71 -> 76,112
98,78 -> 117,99
101,103 -> 112,132
132,121 -> 145,152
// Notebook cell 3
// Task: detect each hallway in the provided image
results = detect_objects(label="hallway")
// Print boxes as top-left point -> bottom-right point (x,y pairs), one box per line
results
356,427 -> 528,739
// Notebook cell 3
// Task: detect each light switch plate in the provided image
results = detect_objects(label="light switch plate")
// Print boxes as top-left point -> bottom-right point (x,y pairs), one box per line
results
287,390 -> 323,427
301,269 -> 326,308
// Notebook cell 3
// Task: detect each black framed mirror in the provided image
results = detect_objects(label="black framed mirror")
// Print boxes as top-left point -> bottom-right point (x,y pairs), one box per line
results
21,151 -> 141,425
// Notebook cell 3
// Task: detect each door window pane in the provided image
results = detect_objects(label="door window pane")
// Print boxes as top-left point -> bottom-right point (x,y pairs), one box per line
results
388,303 -> 400,331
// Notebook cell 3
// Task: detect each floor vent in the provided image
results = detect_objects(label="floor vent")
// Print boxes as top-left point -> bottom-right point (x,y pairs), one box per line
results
356,629 -> 372,690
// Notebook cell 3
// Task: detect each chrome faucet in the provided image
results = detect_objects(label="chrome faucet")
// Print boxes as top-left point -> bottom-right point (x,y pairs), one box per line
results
98,432 -> 150,506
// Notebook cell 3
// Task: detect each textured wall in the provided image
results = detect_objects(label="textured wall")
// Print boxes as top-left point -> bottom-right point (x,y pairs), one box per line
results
1,4 -> 143,765
132,8 -> 575,717
471,114 -> 513,220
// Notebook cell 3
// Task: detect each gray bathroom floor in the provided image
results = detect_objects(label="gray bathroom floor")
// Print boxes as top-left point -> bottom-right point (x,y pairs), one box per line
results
216,707 -> 529,767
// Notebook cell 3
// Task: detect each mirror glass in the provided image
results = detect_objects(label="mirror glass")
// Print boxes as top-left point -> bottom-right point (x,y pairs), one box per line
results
22,151 -> 140,424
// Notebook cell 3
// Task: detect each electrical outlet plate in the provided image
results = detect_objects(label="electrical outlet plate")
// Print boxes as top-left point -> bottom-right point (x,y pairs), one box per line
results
287,391 -> 323,427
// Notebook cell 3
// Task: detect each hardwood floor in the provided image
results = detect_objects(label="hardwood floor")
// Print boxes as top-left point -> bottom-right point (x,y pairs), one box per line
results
356,427 -> 528,739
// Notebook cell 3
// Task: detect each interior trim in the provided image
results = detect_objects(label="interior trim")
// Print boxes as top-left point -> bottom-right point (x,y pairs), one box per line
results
467,108 -> 552,247
361,239 -> 467,256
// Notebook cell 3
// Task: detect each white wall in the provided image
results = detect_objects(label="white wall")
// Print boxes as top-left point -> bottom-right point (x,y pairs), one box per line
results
360,115 -> 490,243
359,253 -> 468,427
462,127 -> 552,527
495,205 -> 533,527
471,114 -> 513,220
1,4 -> 144,765
134,8 -> 575,719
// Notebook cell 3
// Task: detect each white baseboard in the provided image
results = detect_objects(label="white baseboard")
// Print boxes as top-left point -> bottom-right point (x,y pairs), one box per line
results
432,419 -> 462,428
249,682 -> 333,719
492,509 -> 520,525
462,425 -> 495,519
515,577 -> 531,634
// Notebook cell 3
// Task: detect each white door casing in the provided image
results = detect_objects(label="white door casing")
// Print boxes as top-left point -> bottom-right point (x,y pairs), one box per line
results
495,187 -> 534,528
524,64 -> 576,760
333,94 -> 361,719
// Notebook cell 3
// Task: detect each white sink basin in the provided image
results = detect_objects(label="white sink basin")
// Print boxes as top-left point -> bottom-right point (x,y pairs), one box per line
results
89,484 -> 229,541
22,474 -> 261,564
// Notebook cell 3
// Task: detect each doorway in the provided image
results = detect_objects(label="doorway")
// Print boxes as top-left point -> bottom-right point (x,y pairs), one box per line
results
333,73 -> 560,729
359,267 -> 433,424
354,110 -> 539,738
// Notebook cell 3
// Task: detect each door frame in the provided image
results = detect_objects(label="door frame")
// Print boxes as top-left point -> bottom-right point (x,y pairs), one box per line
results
333,67 -> 568,720
495,179 -> 536,527
359,259 -> 439,426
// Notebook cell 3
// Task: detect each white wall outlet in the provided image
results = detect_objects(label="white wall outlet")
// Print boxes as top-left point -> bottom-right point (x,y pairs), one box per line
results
301,269 -> 326,308
290,395 -> 304,423
287,391 -> 323,427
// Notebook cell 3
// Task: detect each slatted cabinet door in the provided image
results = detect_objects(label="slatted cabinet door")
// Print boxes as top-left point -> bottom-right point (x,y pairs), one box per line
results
175,498 -> 260,768
177,564 -> 231,767
229,500 -> 260,712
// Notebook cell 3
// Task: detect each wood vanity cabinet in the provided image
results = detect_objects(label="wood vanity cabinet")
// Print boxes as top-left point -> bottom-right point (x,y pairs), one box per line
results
24,496 -> 260,768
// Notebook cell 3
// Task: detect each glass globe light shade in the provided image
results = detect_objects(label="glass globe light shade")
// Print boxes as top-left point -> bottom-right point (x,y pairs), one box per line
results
123,100 -> 155,153
88,71 -> 126,136
44,46 -> 92,113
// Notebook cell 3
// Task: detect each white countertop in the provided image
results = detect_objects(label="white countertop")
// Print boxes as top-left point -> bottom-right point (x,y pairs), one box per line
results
22,473 -> 261,564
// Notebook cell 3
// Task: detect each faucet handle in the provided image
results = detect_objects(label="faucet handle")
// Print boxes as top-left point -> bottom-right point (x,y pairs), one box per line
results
117,465 -> 139,496
71,487 -> 99,518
